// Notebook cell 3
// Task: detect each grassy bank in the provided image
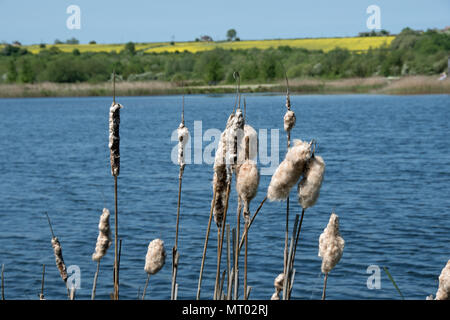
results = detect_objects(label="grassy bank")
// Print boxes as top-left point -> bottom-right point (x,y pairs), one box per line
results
0,76 -> 448,98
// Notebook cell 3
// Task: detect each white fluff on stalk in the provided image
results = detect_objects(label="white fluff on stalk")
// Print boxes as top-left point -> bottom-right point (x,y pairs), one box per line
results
318,213 -> 345,274
271,292 -> 280,300
274,273 -> 285,292
236,159 -> 259,222
435,260 -> 450,300
267,139 -> 311,201
283,110 -> 296,132
92,208 -> 112,261
177,123 -> 189,167
144,239 -> 166,275
297,155 -> 325,209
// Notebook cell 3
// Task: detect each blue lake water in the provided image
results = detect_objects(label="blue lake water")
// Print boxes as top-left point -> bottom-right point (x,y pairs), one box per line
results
0,94 -> 449,300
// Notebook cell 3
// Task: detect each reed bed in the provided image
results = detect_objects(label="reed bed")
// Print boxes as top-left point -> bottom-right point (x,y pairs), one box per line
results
3,68 -> 445,302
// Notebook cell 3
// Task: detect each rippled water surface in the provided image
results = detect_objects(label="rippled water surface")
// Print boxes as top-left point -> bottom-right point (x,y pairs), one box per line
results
0,94 -> 449,300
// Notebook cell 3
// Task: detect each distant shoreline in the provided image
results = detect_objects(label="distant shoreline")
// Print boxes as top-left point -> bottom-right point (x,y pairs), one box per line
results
0,76 -> 448,98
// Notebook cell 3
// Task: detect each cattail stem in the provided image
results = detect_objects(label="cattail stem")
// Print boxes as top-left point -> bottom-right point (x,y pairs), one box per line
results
172,165 -> 184,300
40,264 -> 45,300
1,264 -> 4,300
244,221 -> 249,300
238,196 -> 267,252
322,273 -> 328,300
113,175 -> 119,300
91,261 -> 100,300
142,274 -> 150,300
214,176 -> 232,300
226,224 -> 231,300
196,186 -> 217,300
285,208 -> 306,299
234,198 -> 242,300
171,251 -> 179,300
229,228 -> 236,300
283,214 -> 300,300
284,198 -> 289,274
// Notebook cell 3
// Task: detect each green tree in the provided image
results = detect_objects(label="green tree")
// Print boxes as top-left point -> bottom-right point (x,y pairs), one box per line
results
66,37 -> 79,44
7,60 -> 17,83
227,29 -> 237,41
125,42 -> 136,55
20,59 -> 35,83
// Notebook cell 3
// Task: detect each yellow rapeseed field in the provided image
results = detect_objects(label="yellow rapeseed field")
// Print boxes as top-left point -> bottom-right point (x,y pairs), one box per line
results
17,36 -> 394,54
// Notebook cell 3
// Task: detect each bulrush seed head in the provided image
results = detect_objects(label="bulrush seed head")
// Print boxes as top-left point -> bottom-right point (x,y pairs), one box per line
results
109,102 -> 123,176
318,213 -> 345,274
144,239 -> 166,275
283,110 -> 296,132
92,208 -> 112,262
51,237 -> 68,282
298,155 -> 325,209
267,139 -> 311,201
177,123 -> 189,168
436,260 -> 450,300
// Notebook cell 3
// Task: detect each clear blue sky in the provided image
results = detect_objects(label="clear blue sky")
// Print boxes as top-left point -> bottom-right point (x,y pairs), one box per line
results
1,0 -> 449,44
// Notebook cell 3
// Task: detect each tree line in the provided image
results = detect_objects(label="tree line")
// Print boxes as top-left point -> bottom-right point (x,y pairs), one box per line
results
1,28 -> 449,85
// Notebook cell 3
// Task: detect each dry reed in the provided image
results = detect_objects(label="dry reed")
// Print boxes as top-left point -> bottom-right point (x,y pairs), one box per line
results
172,97 -> 189,300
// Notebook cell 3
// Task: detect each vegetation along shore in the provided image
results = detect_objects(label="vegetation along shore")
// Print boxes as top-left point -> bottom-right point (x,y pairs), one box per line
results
0,28 -> 449,98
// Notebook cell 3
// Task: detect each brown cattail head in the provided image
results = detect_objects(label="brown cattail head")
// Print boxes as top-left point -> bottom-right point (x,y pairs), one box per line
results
435,260 -> 450,300
51,237 -> 68,282
284,110 -> 296,132
229,108 -> 245,171
298,155 -> 325,209
237,124 -> 258,167
109,102 -> 123,176
318,212 -> 345,274
236,160 -> 259,223
92,208 -> 112,262
177,123 -> 189,168
267,139 -> 311,201
212,113 -> 237,228
144,239 -> 166,275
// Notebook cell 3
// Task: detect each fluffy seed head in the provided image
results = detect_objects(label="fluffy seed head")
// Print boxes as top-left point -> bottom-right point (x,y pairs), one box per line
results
177,123 -> 189,167
436,260 -> 450,300
236,160 -> 259,222
92,208 -> 112,261
274,273 -> 285,291
109,102 -> 123,176
267,140 -> 311,201
284,110 -> 296,132
271,292 -> 280,300
51,237 -> 68,282
298,155 -> 325,209
144,239 -> 166,275
318,213 -> 345,274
